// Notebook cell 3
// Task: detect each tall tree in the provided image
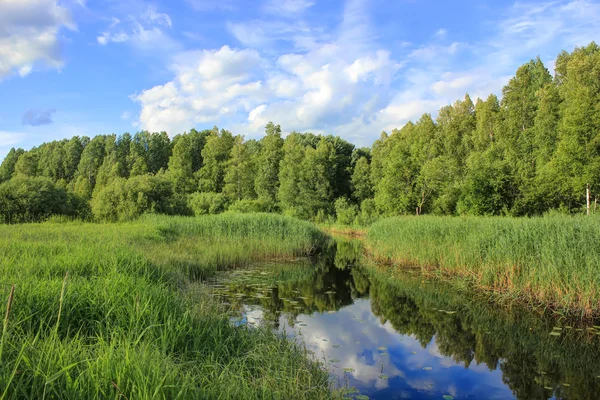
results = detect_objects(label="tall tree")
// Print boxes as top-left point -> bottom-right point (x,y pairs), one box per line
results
223,136 -> 257,202
255,122 -> 284,203
0,148 -> 24,183
197,127 -> 234,193
278,133 -> 306,215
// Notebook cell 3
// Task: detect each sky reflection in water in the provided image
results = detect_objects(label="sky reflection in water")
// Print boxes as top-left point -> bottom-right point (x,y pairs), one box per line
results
210,240 -> 599,400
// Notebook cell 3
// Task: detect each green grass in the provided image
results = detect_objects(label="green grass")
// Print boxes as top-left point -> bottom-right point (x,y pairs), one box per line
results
0,213 -> 333,399
363,265 -> 600,399
367,215 -> 600,318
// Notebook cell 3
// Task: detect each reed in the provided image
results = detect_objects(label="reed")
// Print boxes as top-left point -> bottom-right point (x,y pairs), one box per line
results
0,214 -> 333,399
367,214 -> 600,317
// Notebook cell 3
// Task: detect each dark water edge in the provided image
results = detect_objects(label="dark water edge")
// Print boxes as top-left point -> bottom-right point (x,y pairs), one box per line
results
206,238 -> 600,400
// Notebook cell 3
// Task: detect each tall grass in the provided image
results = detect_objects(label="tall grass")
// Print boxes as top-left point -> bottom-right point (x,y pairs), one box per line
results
0,214 -> 333,399
367,215 -> 600,317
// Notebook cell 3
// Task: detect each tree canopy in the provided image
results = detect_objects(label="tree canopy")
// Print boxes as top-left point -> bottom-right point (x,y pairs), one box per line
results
1,43 -> 599,222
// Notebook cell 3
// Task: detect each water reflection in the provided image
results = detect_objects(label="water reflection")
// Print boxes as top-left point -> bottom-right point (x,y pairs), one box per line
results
208,239 -> 600,400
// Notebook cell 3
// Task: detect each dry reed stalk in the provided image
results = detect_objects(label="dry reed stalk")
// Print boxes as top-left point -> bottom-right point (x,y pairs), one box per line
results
56,272 -> 68,332
3,285 -> 14,331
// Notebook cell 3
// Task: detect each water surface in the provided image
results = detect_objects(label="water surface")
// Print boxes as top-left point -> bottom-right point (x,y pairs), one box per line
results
207,239 -> 600,400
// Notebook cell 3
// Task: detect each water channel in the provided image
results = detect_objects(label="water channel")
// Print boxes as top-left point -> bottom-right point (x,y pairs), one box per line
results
207,238 -> 600,400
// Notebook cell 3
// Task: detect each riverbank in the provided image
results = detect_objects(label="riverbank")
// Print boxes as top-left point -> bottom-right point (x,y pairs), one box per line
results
366,215 -> 600,318
0,214 -> 333,399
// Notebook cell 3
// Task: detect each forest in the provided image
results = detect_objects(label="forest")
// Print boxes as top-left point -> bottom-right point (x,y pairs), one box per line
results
1,42 -> 599,224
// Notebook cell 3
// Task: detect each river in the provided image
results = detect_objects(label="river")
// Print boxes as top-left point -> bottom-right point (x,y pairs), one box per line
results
206,237 -> 600,400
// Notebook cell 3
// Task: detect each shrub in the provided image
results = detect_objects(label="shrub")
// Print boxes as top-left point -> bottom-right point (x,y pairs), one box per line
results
189,192 -> 227,216
0,176 -> 79,223
334,197 -> 358,225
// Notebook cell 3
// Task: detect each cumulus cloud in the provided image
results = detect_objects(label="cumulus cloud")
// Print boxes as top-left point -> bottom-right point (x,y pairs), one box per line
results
22,109 -> 57,126
133,0 -> 600,146
133,46 -> 264,134
0,0 -> 75,78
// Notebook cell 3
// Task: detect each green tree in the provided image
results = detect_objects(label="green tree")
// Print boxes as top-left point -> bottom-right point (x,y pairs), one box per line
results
168,134 -> 196,193
223,136 -> 257,202
0,148 -> 24,183
278,133 -> 306,215
296,139 -> 333,219
14,150 -> 39,177
351,156 -> 373,203
197,127 -> 234,193
255,122 -> 284,203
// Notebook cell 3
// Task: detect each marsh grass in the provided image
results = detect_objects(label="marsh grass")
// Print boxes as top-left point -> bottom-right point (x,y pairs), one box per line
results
367,215 -> 600,318
0,214 -> 333,399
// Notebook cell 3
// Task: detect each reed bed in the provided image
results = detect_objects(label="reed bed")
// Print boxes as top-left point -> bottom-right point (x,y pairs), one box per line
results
0,214 -> 332,399
367,215 -> 600,318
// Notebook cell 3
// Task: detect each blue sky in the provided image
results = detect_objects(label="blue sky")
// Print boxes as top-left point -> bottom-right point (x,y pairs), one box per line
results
1,0 -> 599,159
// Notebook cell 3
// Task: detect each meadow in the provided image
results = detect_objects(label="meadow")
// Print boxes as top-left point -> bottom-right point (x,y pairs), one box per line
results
0,213 -> 333,399
367,215 -> 600,318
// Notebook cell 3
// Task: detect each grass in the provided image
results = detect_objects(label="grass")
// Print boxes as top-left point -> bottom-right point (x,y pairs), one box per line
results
366,215 -> 600,318
363,265 -> 600,399
0,213 -> 333,399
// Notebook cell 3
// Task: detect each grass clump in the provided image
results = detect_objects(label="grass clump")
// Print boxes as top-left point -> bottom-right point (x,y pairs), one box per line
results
0,213 -> 333,399
367,215 -> 600,317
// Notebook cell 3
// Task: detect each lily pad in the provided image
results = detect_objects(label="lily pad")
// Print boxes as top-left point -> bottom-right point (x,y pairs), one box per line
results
329,358 -> 341,363
378,375 -> 389,380
343,368 -> 355,373
377,346 -> 387,351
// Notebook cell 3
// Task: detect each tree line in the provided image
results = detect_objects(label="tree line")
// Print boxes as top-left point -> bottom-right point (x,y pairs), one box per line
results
1,43 -> 599,223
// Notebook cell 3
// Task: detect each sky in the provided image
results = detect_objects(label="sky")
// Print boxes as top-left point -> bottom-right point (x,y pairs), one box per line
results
1,0 -> 599,159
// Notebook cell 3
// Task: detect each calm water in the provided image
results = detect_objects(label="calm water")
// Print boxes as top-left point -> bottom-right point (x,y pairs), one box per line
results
207,239 -> 600,400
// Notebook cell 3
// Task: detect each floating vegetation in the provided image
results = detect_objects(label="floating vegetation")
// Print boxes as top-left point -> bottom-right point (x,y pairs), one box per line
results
378,375 -> 389,380
343,368 -> 355,373
377,346 -> 387,351
423,367 -> 433,371
355,395 -> 369,400
443,396 -> 454,400
329,359 -> 341,363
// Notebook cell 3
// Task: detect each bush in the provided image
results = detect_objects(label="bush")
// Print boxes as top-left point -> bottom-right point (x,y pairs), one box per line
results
359,198 -> 378,225
91,174 -> 184,221
334,197 -> 358,225
0,176 -> 80,223
189,192 -> 227,216
228,198 -> 275,213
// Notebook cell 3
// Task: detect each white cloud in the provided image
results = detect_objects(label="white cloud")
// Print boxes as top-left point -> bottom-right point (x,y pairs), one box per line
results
133,0 -> 600,146
133,46 -> 264,134
0,0 -> 75,78
97,5 -> 179,53
264,0 -> 315,15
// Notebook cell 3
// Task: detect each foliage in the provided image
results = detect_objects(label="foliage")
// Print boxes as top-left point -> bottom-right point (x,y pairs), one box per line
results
189,192 -> 227,216
0,176 -> 82,223
3,43 -> 600,222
